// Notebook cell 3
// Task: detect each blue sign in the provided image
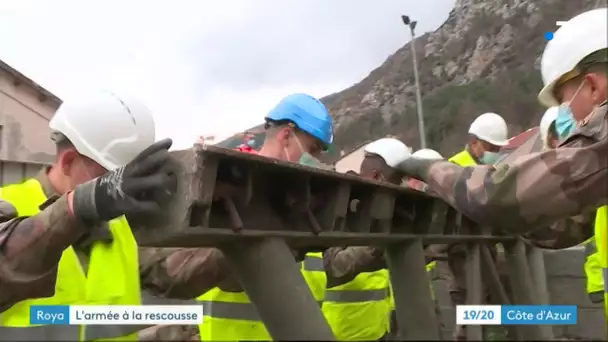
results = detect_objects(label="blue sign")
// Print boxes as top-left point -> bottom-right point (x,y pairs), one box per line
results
501,305 -> 576,325
29,305 -> 70,325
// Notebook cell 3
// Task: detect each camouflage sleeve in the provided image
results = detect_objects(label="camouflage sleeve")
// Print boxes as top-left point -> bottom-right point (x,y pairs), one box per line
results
138,247 -> 231,299
420,107 -> 607,234
523,210 -> 596,249
323,246 -> 385,287
418,141 -> 606,234
0,195 -> 83,312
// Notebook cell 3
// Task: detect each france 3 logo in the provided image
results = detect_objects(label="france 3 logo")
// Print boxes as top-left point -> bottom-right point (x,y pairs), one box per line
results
544,21 -> 567,41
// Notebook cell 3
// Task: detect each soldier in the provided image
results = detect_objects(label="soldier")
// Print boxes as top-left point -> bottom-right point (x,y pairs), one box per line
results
0,90 -> 230,341
323,138 -> 440,341
323,138 -> 408,341
395,7 -> 608,330
539,106 -> 605,308
449,112 -> 509,167
191,93 -> 333,341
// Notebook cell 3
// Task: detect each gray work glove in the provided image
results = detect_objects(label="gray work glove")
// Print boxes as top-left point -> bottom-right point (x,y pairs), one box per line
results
396,157 -> 438,182
72,138 -> 176,223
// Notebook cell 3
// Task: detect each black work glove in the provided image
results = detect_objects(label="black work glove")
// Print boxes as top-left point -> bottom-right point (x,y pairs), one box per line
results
72,138 -> 176,223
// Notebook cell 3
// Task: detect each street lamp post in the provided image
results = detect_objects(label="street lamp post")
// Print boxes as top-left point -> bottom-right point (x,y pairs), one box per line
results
401,15 -> 427,149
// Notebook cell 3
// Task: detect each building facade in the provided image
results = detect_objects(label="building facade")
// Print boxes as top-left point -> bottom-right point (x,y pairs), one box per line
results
334,143 -> 368,173
0,59 -> 61,184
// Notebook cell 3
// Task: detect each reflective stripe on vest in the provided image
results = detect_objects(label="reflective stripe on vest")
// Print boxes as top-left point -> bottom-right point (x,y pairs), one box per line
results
324,288 -> 388,303
197,253 -> 327,341
200,254 -> 325,321
583,237 -> 604,295
604,267 -> 608,294
200,300 -> 261,321
0,324 -> 80,341
0,179 -> 142,342
302,254 -> 325,271
585,239 -> 597,258
322,269 -> 390,340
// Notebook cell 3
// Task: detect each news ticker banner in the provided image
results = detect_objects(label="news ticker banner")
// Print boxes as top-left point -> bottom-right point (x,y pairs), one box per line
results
30,305 -> 203,325
30,304 -> 577,326
456,305 -> 577,325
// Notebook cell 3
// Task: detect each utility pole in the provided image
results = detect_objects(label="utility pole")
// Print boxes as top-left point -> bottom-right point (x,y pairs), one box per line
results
401,15 -> 427,149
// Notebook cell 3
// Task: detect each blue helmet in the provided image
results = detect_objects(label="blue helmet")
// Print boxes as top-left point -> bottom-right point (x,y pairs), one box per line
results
264,93 -> 333,148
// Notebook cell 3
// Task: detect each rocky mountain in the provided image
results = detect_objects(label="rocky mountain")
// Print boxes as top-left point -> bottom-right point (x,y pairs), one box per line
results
219,0 -> 605,159
326,0 -> 605,156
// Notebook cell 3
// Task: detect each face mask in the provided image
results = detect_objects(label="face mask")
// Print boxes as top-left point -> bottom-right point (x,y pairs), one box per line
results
299,152 -> 321,167
246,139 -> 256,147
480,151 -> 500,165
289,135 -> 332,170
555,81 -> 586,141
555,105 -> 577,140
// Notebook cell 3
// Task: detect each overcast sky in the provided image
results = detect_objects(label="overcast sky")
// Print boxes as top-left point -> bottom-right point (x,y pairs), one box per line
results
0,0 -> 455,149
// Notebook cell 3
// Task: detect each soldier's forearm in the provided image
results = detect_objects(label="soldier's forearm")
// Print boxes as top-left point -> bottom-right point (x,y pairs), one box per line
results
323,246 -> 385,278
139,247 -> 231,299
0,195 -> 83,311
524,212 -> 595,249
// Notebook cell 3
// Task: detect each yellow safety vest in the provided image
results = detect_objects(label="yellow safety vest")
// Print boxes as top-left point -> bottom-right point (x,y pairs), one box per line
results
323,269 -> 390,341
0,178 -> 142,342
582,236 -> 604,303
594,206 -> 607,329
448,149 -> 478,167
197,252 -> 326,341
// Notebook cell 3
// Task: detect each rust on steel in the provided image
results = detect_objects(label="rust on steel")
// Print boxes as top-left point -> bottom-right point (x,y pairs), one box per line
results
126,144 -> 552,341
129,144 -> 518,247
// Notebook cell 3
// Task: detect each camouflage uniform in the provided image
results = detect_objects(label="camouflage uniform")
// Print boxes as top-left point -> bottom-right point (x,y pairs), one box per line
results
400,101 -> 606,239
398,102 -> 607,340
0,169 -> 230,339
323,246 -> 385,288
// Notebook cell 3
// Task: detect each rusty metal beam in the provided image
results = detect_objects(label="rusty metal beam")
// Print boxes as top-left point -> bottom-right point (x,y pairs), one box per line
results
129,146 -> 517,247
125,146 -> 538,340
505,240 -> 546,341
221,238 -> 335,341
526,246 -> 554,341
137,231 -> 516,248
387,240 -> 440,341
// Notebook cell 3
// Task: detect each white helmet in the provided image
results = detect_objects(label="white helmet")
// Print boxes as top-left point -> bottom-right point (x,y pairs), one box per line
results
538,8 -> 608,107
539,106 -> 559,147
49,90 -> 156,170
364,138 -> 412,168
412,148 -> 443,160
468,112 -> 509,146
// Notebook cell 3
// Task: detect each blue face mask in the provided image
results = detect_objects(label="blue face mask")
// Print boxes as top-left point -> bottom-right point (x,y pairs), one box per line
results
246,139 -> 256,147
555,80 -> 586,141
480,151 -> 500,165
554,104 -> 577,141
